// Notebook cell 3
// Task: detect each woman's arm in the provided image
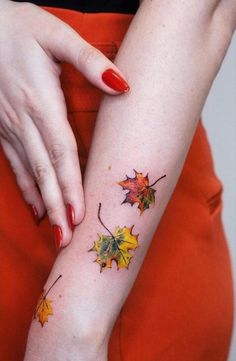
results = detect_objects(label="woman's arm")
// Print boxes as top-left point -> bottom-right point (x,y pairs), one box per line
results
24,1 -> 236,360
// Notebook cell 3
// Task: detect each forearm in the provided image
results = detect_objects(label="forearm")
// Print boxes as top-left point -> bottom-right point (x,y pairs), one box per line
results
25,1 -> 235,359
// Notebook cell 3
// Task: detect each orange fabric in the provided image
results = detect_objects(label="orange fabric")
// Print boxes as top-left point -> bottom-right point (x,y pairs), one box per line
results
0,8 -> 233,361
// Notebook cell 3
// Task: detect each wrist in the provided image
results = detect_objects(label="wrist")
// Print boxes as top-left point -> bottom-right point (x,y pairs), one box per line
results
25,313 -> 109,361
58,319 -> 109,361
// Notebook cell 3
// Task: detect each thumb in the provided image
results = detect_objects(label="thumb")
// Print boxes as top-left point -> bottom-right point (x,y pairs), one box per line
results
44,20 -> 130,94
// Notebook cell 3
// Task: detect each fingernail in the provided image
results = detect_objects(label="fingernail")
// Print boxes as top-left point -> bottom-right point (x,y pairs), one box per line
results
66,204 -> 75,230
102,68 -> 130,93
30,204 -> 40,226
53,224 -> 63,250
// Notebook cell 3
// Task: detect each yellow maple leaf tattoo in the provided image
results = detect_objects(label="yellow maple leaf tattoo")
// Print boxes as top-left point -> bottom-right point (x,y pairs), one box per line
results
35,295 -> 53,327
34,275 -> 62,327
89,203 -> 139,272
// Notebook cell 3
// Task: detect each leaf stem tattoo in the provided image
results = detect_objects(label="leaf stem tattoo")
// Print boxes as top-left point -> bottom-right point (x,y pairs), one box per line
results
89,203 -> 139,272
118,170 -> 166,214
97,202 -> 114,238
34,274 -> 62,327
149,174 -> 167,188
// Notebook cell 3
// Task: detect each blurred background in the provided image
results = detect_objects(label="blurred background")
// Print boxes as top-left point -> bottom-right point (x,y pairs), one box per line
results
202,33 -> 235,361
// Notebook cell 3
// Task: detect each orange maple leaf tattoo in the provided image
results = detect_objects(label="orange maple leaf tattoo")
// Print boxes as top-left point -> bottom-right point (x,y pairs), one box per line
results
35,296 -> 53,327
34,274 -> 62,327
118,170 -> 166,214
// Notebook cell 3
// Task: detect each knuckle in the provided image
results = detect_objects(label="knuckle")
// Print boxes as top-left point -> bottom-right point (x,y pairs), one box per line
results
33,163 -> 49,185
46,204 -> 61,219
60,182 -> 73,197
16,176 -> 35,199
48,143 -> 66,166
20,183 -> 34,199
49,142 -> 78,167
79,45 -> 101,69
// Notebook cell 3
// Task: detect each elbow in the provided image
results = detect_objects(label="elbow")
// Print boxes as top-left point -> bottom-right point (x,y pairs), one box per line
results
203,1 -> 235,75
215,1 -> 236,33
211,1 -> 236,41
139,0 -> 236,37
140,0 -> 235,26
192,0 -> 236,32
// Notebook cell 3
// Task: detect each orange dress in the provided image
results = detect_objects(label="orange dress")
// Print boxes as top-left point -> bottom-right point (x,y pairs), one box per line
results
0,8 -> 233,361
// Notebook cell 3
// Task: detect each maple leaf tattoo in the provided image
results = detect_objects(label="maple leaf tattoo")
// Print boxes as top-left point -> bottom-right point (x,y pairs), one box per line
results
118,170 -> 166,214
89,203 -> 139,272
34,274 -> 62,327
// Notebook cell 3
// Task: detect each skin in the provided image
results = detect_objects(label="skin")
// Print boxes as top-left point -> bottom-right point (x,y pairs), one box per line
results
0,0 -> 129,246
2,0 -> 235,360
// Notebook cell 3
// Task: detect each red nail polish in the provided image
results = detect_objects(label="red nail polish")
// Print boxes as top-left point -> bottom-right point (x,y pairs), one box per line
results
30,204 -> 40,225
53,225 -> 63,250
66,204 -> 75,230
102,68 -> 130,93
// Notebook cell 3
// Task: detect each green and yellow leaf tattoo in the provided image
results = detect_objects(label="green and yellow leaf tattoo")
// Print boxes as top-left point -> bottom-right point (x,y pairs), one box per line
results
118,170 -> 166,214
89,203 -> 139,272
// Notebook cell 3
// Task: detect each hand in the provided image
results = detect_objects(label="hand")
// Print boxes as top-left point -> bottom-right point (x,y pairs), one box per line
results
0,1 -> 129,248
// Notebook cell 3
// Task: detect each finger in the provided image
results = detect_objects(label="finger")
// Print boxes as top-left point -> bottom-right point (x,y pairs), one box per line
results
23,71 -> 85,229
0,137 -> 46,223
18,114 -> 73,248
37,13 -> 130,94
